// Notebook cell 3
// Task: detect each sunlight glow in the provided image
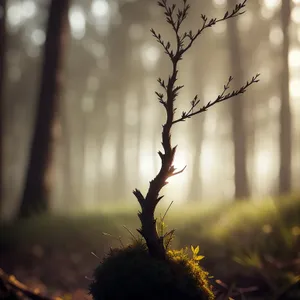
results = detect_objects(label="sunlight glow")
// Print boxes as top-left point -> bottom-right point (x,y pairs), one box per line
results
7,1 -> 37,29
139,140 -> 155,179
263,0 -> 281,10
124,131 -> 138,185
68,5 -> 86,40
291,7 -> 300,24
290,78 -> 300,97
91,0 -> 109,18
200,142 -> 215,180
140,44 -> 161,71
212,0 -> 227,8
165,148 -> 189,202
91,0 -> 116,35
289,48 -> 300,68
7,3 -> 22,28
22,0 -> 37,19
255,150 -> 273,177
172,151 -> 187,173
260,6 -> 275,20
100,134 -> 117,175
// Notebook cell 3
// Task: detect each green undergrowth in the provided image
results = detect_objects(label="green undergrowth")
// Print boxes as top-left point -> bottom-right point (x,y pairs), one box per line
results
176,194 -> 300,298
1,194 -> 299,251
1,194 -> 299,297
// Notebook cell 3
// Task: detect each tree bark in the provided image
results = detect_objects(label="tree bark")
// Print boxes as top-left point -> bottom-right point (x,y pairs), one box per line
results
0,0 -> 6,217
19,0 -> 70,218
227,0 -> 250,199
279,0 -> 292,194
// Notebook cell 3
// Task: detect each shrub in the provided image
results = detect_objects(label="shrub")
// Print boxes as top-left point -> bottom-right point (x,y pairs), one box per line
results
89,240 -> 214,300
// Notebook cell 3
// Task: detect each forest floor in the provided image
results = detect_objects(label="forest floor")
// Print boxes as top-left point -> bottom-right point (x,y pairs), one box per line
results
0,194 -> 300,300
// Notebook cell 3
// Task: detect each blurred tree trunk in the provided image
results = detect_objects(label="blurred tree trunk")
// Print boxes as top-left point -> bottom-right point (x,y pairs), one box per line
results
115,83 -> 126,202
0,0 -> 6,216
279,0 -> 292,194
19,0 -> 70,218
108,8 -> 130,202
135,67 -> 145,182
60,96 -> 72,210
66,44 -> 92,206
227,0 -> 250,199
188,56 -> 204,202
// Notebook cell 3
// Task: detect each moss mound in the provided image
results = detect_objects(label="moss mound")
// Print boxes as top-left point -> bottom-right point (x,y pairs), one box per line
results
89,240 -> 214,300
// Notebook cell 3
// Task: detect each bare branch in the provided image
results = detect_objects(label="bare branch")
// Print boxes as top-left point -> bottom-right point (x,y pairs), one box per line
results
0,268 -> 61,300
157,77 -> 167,91
182,0 -> 248,54
150,28 -> 174,59
133,0 -> 258,261
133,188 -> 145,207
170,165 -> 187,177
155,0 -> 249,60
172,74 -> 260,125
162,200 -> 174,221
122,225 -> 140,243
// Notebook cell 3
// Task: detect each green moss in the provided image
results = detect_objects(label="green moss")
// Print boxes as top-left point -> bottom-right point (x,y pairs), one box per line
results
89,240 -> 215,300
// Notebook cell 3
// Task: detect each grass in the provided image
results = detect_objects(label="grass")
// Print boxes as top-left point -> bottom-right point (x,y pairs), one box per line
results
0,194 -> 299,299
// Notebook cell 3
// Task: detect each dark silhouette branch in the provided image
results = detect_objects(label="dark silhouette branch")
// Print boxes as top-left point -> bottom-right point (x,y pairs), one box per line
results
133,0 -> 259,260
152,0 -> 248,60
173,74 -> 260,125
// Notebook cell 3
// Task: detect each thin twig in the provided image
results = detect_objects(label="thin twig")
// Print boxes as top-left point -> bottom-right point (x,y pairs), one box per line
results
173,74 -> 260,124
122,225 -> 139,243
162,200 -> 174,221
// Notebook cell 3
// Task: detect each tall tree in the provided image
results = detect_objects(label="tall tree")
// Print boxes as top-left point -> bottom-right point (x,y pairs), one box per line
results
19,0 -> 70,218
107,4 -> 133,202
227,0 -> 250,199
136,3 -> 152,185
187,56 -> 205,202
279,0 -> 292,194
0,0 -> 6,216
